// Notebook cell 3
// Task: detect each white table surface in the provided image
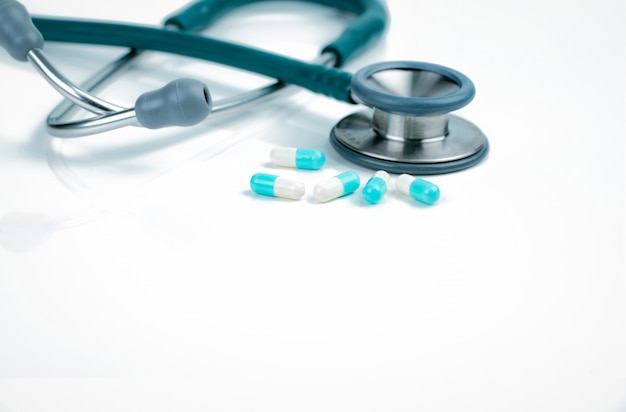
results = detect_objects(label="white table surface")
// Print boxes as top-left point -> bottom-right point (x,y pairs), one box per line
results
0,1 -> 624,411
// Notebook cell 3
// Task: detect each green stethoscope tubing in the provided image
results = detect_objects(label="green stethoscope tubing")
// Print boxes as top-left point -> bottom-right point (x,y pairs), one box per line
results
163,0 -> 386,66
27,0 -> 489,174
31,0 -> 388,104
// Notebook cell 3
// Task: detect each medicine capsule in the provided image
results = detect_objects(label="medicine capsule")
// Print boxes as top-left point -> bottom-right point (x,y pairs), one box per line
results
250,173 -> 305,200
396,174 -> 440,205
270,147 -> 326,170
362,170 -> 390,204
313,171 -> 360,203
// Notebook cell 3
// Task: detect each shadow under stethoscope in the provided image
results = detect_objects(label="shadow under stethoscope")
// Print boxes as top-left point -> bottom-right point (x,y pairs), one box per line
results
0,83 -> 334,253
0,1 -> 393,252
0,209 -> 102,253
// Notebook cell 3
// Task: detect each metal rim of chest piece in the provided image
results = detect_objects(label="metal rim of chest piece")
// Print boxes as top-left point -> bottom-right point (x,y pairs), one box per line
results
330,60 -> 489,175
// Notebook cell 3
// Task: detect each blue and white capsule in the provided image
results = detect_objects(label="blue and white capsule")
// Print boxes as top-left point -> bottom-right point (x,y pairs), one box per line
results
270,147 -> 326,170
313,171 -> 360,203
362,170 -> 390,204
396,174 -> 440,205
250,173 -> 305,200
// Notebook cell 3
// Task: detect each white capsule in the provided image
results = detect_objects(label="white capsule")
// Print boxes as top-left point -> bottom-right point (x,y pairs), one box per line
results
362,170 -> 390,204
396,174 -> 440,205
250,173 -> 305,200
270,147 -> 326,170
313,171 -> 360,203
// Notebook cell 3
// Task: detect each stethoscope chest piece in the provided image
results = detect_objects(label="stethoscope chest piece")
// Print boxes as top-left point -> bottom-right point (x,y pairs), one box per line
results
330,61 -> 489,174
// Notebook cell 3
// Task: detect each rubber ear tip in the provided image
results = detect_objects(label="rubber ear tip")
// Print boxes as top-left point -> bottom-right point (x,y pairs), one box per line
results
135,78 -> 212,129
0,0 -> 44,61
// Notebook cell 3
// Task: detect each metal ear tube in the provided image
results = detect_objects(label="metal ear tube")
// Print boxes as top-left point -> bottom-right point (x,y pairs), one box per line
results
0,0 -> 212,137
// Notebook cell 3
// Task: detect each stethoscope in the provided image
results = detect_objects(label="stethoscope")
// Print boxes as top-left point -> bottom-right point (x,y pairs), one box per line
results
0,0 -> 489,175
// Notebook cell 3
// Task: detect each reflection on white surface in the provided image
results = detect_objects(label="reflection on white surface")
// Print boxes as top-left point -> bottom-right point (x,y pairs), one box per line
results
0,210 -> 100,253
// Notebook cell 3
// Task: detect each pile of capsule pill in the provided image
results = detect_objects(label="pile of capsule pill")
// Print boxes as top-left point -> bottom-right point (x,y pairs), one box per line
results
250,147 -> 440,205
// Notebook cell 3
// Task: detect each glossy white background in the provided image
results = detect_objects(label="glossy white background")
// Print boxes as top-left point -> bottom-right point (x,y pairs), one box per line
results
0,0 -> 624,411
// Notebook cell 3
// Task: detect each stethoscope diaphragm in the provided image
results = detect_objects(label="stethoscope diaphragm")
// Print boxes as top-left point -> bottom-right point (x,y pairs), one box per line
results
331,61 -> 489,174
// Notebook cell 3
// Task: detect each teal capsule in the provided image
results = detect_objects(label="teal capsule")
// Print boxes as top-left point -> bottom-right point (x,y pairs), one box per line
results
250,173 -> 305,200
313,171 -> 360,203
396,174 -> 440,205
362,170 -> 390,204
270,147 -> 326,170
